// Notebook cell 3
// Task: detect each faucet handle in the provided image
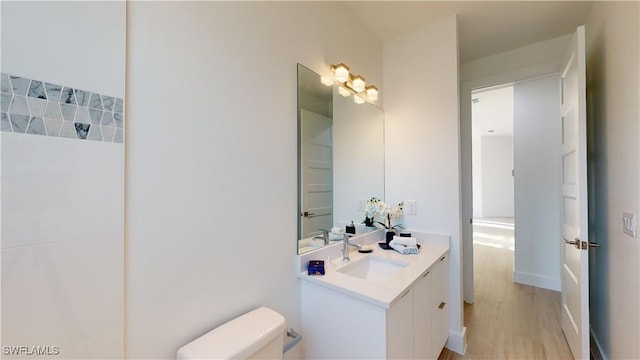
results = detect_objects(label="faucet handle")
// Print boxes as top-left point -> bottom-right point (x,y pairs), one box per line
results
343,232 -> 356,240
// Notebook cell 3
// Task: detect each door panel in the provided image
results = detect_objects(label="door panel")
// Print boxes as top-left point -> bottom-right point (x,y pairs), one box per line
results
300,109 -> 333,238
560,25 -> 591,360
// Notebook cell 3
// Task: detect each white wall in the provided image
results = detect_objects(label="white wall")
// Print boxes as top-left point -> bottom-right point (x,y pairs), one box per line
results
512,75 -> 561,291
461,34 -> 573,84
471,128 -> 483,218
0,1 -> 125,98
383,15 -> 465,353
1,136 -> 124,359
586,2 -> 640,359
480,136 -> 514,217
1,2 -> 125,358
460,34 -> 572,303
125,2 -> 382,358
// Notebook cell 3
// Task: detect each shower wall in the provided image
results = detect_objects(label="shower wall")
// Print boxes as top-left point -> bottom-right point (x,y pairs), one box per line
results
1,2 -> 125,359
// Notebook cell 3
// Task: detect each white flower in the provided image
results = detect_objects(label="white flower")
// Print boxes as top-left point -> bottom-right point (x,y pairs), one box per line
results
388,203 -> 404,219
364,197 -> 382,217
361,197 -> 404,228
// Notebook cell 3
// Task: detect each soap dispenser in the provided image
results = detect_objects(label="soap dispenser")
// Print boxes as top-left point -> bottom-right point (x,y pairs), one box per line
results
346,221 -> 356,235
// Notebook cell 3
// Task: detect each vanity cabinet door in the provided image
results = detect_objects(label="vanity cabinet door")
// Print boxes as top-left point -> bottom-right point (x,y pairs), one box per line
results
431,255 -> 450,359
413,269 -> 433,359
387,288 -> 414,359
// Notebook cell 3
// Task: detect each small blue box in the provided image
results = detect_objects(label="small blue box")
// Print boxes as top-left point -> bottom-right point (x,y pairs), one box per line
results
307,260 -> 325,275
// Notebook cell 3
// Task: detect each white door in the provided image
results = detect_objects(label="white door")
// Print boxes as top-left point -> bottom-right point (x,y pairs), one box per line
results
300,109 -> 333,238
560,25 -> 596,360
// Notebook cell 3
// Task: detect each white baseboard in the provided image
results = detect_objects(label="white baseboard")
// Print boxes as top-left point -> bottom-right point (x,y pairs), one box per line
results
590,329 -> 606,360
445,326 -> 467,355
513,270 -> 561,291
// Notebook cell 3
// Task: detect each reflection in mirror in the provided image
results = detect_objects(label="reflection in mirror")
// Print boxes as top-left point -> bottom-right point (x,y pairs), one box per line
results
297,64 -> 384,254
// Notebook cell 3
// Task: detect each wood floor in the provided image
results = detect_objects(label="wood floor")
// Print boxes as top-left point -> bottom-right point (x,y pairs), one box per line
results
439,237 -> 574,359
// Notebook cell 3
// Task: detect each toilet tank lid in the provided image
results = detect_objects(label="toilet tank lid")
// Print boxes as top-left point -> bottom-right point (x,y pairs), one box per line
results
177,307 -> 286,360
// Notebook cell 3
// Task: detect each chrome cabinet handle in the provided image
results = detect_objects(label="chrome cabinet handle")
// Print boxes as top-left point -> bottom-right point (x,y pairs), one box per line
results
400,289 -> 411,299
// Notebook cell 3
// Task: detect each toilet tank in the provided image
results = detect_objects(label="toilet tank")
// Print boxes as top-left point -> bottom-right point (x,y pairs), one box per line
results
177,307 -> 286,360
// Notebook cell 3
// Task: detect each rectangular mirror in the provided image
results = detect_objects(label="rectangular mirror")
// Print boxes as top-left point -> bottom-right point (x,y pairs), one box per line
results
297,64 -> 384,254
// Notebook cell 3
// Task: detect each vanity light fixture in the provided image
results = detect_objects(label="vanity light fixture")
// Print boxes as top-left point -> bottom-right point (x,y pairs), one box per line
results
320,76 -> 334,86
338,86 -> 351,97
327,62 -> 380,104
351,75 -> 366,93
331,63 -> 350,83
365,85 -> 379,101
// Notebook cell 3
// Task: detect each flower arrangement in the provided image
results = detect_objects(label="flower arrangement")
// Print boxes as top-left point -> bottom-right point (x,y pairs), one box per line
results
363,197 -> 404,230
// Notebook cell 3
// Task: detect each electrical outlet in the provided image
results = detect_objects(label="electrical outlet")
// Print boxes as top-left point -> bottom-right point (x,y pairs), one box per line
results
623,212 -> 637,238
405,200 -> 417,215
358,200 -> 366,211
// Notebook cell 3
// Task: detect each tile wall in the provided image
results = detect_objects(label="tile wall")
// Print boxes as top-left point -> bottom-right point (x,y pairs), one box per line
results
1,73 -> 124,358
1,73 -> 124,143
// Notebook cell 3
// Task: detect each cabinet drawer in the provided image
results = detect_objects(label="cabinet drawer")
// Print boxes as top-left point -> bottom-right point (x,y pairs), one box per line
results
431,254 -> 449,311
413,270 -> 432,359
431,300 -> 449,359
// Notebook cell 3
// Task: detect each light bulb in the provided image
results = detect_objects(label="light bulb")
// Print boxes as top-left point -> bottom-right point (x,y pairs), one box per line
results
353,95 -> 365,104
365,85 -> 378,101
351,75 -> 365,93
338,86 -> 351,97
332,63 -> 350,83
320,76 -> 334,86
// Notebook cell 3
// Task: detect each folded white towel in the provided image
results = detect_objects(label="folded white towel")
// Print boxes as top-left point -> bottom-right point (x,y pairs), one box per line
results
389,242 -> 419,255
328,233 -> 343,241
331,226 -> 345,234
404,246 -> 419,254
391,236 -> 417,247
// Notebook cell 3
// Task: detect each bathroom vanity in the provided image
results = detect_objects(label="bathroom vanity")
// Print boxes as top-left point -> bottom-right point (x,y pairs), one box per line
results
298,232 -> 449,359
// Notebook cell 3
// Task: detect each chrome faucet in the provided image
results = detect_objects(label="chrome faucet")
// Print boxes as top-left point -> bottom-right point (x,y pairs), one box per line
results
342,233 -> 361,262
312,229 -> 330,245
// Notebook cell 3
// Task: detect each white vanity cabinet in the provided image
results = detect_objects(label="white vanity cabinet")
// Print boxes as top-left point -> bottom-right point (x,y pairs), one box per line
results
413,262 -> 434,359
413,253 -> 449,359
431,254 -> 450,358
300,251 -> 449,359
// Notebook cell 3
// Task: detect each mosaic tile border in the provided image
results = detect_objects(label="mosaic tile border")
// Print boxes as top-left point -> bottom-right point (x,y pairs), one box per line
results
1,73 -> 124,143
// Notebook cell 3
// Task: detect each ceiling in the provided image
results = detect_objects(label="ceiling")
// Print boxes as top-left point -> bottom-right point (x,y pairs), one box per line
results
344,1 -> 593,63
471,85 -> 514,136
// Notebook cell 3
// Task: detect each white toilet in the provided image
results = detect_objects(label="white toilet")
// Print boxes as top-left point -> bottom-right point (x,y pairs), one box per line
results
177,307 -> 286,360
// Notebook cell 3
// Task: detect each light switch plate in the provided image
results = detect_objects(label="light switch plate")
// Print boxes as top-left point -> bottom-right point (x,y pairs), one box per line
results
623,212 -> 637,238
405,200 -> 417,215
358,200 -> 366,211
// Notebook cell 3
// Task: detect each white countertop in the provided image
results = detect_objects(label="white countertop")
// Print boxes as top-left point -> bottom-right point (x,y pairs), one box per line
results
297,232 -> 449,309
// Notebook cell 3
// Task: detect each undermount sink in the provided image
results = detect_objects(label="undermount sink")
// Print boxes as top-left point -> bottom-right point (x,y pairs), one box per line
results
337,256 -> 409,283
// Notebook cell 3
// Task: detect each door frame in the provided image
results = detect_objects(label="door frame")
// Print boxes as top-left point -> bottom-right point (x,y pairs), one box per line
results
460,62 -> 564,303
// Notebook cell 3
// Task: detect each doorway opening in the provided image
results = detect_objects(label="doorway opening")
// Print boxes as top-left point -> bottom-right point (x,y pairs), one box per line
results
468,74 -> 564,298
454,74 -> 571,358
471,85 -> 515,256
